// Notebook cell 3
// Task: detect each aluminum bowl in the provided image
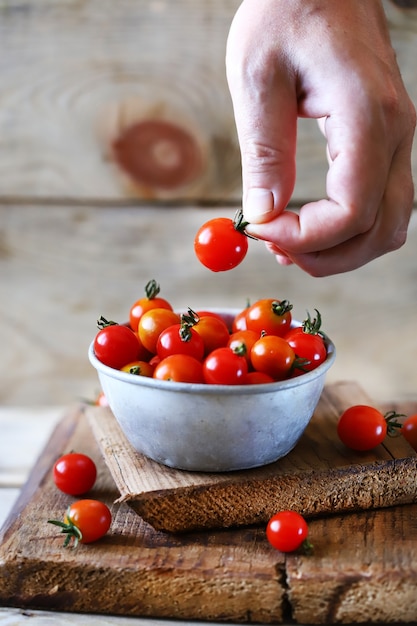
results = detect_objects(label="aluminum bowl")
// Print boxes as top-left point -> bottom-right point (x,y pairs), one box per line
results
88,310 -> 335,472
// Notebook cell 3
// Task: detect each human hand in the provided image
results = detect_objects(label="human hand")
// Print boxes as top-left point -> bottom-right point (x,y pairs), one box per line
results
226,0 -> 416,276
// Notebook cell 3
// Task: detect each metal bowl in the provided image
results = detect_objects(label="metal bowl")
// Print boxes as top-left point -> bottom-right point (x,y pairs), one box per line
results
88,309 -> 336,472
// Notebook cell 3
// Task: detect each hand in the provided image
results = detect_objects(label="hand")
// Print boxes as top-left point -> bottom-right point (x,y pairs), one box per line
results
226,0 -> 416,276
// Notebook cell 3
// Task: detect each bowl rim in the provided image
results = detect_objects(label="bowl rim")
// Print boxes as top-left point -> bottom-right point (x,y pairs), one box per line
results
88,316 -> 336,396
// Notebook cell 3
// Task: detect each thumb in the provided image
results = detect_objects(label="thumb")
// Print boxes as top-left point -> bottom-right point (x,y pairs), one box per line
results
226,21 -> 297,224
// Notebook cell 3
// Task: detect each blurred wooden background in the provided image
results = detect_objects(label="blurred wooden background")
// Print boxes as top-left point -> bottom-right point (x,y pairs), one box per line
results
0,0 -> 416,407
0,0 -> 416,204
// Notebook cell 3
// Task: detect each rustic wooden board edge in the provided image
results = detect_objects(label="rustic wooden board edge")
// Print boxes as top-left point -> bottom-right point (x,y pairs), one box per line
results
0,405 -> 286,624
86,381 -> 417,532
0,405 -> 83,542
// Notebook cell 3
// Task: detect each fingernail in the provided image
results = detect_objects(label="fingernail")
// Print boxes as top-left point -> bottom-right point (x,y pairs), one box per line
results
244,188 -> 274,223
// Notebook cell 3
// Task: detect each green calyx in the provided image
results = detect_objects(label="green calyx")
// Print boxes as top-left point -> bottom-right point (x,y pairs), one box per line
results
48,508 -> 82,548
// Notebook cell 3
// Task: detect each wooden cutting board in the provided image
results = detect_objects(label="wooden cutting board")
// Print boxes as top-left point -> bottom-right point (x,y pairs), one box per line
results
86,380 -> 417,532
1,381 -> 417,624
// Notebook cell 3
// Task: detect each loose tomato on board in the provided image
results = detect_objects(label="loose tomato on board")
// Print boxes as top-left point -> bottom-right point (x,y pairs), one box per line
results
53,453 -> 97,496
337,405 -> 402,451
203,346 -> 248,385
194,210 -> 249,272
94,317 -> 141,370
129,279 -> 173,332
153,354 -> 205,383
48,499 -> 112,548
401,414 -> 417,451
245,299 -> 293,337
266,510 -> 311,553
250,335 -> 296,380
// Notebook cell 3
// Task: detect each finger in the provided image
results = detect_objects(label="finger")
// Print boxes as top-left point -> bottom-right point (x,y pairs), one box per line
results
274,142 -> 414,276
226,7 -> 297,224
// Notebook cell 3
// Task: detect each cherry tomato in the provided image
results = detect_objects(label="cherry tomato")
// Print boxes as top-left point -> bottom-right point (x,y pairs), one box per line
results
203,347 -> 248,385
266,510 -> 309,553
250,335 -> 295,380
156,323 -> 205,361
129,279 -> 173,332
94,391 -> 109,407
94,317 -> 140,370
401,414 -> 417,452
194,211 -> 249,272
194,314 -> 231,356
232,306 -> 249,332
49,499 -> 112,548
121,360 -> 154,377
286,310 -> 327,373
228,329 -> 259,365
245,299 -> 293,337
53,453 -> 97,496
337,405 -> 402,451
153,354 -> 204,383
245,371 -> 275,384
138,308 -> 180,354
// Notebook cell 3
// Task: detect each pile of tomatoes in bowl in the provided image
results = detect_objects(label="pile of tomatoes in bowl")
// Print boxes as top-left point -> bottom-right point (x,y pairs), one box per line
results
92,279 -> 331,387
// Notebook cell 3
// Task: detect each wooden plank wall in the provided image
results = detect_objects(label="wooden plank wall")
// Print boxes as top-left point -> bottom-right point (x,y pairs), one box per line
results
0,0 -> 416,205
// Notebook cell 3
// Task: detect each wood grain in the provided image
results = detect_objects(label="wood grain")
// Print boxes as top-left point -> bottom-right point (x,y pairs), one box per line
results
0,0 -> 416,203
86,381 -> 417,532
1,392 -> 417,623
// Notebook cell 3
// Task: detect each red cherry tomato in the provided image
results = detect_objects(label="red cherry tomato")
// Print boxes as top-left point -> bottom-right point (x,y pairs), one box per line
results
129,279 -> 173,332
156,323 -> 205,361
337,405 -> 402,451
94,391 -> 109,407
250,335 -> 296,380
203,347 -> 248,385
245,299 -> 293,337
94,318 -> 140,370
53,453 -> 97,496
286,309 -> 327,373
153,354 -> 205,383
138,308 -> 180,354
49,500 -> 112,547
401,414 -> 417,452
266,511 -> 309,553
194,213 -> 249,272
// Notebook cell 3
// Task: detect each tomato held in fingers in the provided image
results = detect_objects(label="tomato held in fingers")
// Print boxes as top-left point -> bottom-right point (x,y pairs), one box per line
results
250,335 -> 296,380
94,317 -> 141,370
245,299 -> 293,337
48,499 -> 112,548
153,354 -> 205,383
401,414 -> 417,452
129,279 -> 173,332
266,511 -> 310,553
337,405 -> 402,451
53,453 -> 97,496
194,211 -> 249,272
203,347 -> 248,385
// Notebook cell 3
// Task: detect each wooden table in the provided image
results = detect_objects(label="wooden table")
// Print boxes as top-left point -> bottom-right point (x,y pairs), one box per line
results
0,406 -> 215,626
